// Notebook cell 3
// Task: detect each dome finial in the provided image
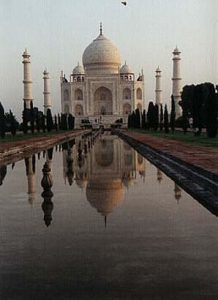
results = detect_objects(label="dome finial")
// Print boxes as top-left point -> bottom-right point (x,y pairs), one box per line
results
100,22 -> 102,35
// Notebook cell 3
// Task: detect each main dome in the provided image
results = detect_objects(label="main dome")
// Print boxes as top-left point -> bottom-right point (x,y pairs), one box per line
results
82,28 -> 121,75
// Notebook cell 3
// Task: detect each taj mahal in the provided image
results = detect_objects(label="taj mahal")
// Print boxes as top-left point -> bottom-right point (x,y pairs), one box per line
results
60,24 -> 145,128
22,24 -> 182,127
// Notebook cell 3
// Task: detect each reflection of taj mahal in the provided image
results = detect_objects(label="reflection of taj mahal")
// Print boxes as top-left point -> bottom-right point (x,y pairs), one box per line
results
60,24 -> 144,127
63,134 -> 146,221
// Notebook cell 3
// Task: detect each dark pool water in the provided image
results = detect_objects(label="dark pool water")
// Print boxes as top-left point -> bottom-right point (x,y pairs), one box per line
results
0,133 -> 218,300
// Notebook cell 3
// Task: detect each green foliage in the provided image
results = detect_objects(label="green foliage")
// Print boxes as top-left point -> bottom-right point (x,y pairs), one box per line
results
22,102 -> 28,134
54,115 -> 58,131
68,114 -> 75,130
159,104 -> 163,131
0,102 -> 6,138
147,101 -> 154,130
164,104 -> 169,133
141,109 -> 146,129
180,82 -> 218,137
135,108 -> 141,128
9,110 -> 17,136
170,95 -> 176,133
60,113 -> 68,130
46,109 -> 53,132
154,104 -> 159,131
30,101 -> 35,134
204,83 -> 217,138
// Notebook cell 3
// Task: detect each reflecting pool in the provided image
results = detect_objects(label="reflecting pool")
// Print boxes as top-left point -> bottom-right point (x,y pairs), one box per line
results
0,133 -> 218,299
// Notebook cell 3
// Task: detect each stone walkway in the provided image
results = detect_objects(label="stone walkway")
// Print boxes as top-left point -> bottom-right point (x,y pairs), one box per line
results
125,131 -> 218,176
0,130 -> 89,165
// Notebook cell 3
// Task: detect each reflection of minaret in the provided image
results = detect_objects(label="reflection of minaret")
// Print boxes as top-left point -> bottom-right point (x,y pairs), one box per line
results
25,155 -> 36,204
174,183 -> 181,203
43,69 -> 52,115
22,49 -> 33,109
157,169 -> 163,183
41,161 -> 54,227
172,47 -> 182,118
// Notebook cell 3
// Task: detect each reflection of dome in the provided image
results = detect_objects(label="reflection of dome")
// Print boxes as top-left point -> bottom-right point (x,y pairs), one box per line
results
82,27 -> 121,74
86,179 -> 124,216
95,139 -> 114,167
75,178 -> 88,189
73,63 -> 84,74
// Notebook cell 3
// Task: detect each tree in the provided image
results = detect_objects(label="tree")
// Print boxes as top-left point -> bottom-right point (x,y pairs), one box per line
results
41,114 -> 46,133
54,115 -> 58,131
60,113 -> 68,130
127,113 -> 132,128
9,110 -> 17,136
147,101 -> 155,130
170,95 -> 176,133
154,104 -> 159,131
164,104 -> 169,133
135,108 -> 141,128
46,109 -> 53,132
204,83 -> 217,138
141,109 -> 146,129
36,111 -> 40,132
30,101 -> 35,134
159,104 -> 164,131
68,114 -> 75,130
0,102 -> 6,138
58,114 -> 61,130
22,102 -> 28,134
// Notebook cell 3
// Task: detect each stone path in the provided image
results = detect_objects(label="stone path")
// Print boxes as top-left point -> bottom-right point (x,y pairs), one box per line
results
125,131 -> 218,176
0,130 -> 89,165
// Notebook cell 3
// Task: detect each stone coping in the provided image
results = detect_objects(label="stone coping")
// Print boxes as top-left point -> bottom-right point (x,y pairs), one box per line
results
0,130 -> 91,166
117,130 -> 218,217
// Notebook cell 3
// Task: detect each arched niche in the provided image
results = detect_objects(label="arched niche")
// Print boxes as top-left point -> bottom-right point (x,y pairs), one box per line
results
64,89 -> 69,101
64,104 -> 69,114
75,104 -> 83,116
123,103 -> 131,114
123,88 -> 131,100
136,88 -> 142,100
75,89 -> 83,100
94,87 -> 112,115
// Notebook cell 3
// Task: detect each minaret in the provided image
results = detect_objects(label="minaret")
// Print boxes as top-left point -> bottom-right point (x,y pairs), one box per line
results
155,66 -> 162,105
43,69 -> 52,115
22,49 -> 33,109
172,47 -> 182,118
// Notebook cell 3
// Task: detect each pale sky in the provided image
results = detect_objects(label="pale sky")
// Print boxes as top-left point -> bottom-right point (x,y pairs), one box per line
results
0,0 -> 217,119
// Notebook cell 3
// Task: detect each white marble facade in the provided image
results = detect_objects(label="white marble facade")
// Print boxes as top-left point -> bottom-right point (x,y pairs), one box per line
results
60,25 -> 144,128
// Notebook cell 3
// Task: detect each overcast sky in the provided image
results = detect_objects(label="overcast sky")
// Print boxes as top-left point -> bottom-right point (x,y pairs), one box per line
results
0,0 -> 217,119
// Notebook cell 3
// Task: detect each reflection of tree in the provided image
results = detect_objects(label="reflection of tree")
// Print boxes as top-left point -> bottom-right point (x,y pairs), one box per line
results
157,169 -> 162,183
66,149 -> 74,185
174,183 -> 181,203
0,165 -> 7,185
41,161 -> 54,227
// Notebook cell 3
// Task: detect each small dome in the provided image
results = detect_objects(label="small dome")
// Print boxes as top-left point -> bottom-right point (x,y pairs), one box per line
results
82,26 -> 121,75
73,63 -> 85,75
120,62 -> 132,74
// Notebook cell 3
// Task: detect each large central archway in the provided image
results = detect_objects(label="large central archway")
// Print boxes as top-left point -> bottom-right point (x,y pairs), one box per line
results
94,87 -> 112,115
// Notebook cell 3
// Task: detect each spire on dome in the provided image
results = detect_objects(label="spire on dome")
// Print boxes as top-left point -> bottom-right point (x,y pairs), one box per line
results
100,22 -> 102,35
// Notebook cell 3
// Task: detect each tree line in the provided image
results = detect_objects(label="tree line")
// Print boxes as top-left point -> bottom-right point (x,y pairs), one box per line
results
128,95 -> 176,134
128,82 -> 218,138
180,82 -> 218,137
0,101 -> 75,138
